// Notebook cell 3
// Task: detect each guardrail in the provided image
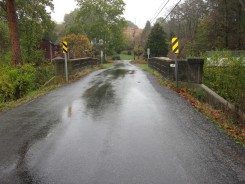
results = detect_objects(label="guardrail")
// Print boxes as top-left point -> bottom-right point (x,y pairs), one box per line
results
148,57 -> 204,84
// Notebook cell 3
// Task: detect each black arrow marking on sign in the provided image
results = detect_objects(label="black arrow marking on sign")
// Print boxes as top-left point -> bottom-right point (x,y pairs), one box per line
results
63,42 -> 68,47
173,48 -> 179,54
63,48 -> 68,53
172,39 -> 178,47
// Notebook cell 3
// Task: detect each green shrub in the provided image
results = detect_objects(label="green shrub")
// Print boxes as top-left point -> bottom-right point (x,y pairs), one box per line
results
0,51 -> 12,65
22,49 -> 45,65
0,63 -> 54,102
191,88 -> 206,102
204,50 -> 245,111
34,64 -> 54,85
112,55 -> 121,60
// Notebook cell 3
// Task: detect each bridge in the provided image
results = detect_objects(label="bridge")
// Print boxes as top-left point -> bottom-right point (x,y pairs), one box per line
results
0,60 -> 244,183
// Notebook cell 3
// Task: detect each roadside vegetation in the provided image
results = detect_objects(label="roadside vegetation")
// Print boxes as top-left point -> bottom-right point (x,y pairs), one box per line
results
102,63 -> 114,69
119,54 -> 134,60
0,0 -> 57,108
203,51 -> 245,113
0,84 -> 60,112
0,63 -> 54,103
0,65 -> 101,112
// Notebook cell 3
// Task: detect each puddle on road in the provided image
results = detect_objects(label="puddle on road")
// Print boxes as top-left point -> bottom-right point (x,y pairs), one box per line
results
96,68 -> 135,80
67,106 -> 72,118
114,62 -> 126,68
83,82 -> 115,117
106,69 -> 132,79
96,62 -> 135,80
128,70 -> 135,74
83,62 -> 135,118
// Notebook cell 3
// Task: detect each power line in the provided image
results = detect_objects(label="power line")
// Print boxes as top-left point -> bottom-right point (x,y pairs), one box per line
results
150,0 -> 171,24
162,0 -> 182,22
150,0 -> 168,22
150,0 -> 182,25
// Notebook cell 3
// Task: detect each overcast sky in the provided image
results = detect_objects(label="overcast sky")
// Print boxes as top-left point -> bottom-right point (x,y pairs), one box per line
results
50,0 -> 181,29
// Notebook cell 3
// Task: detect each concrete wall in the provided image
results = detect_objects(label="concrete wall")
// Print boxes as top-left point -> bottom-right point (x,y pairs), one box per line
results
148,57 -> 204,84
53,57 -> 99,78
172,82 -> 244,124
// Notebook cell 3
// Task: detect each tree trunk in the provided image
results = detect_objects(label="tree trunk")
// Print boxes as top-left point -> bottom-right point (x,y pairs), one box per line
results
238,4 -> 242,49
224,0 -> 229,48
6,0 -> 22,66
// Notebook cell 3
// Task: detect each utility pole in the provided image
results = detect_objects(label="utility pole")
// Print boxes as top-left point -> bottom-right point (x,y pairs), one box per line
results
101,50 -> 103,65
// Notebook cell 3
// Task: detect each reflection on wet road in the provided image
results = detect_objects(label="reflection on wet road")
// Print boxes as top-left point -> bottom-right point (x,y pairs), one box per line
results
0,61 -> 245,184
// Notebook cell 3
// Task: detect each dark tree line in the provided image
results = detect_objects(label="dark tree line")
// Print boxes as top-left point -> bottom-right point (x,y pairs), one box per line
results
161,0 -> 245,55
141,0 -> 245,57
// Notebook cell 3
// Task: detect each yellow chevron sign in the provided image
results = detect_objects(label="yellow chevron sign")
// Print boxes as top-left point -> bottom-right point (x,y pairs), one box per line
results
62,41 -> 68,54
172,37 -> 179,54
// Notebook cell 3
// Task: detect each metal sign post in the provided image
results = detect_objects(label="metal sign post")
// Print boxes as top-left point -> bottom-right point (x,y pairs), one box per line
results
175,54 -> 179,89
101,50 -> 103,65
147,48 -> 150,59
65,54 -> 68,82
62,41 -> 68,82
172,37 -> 180,89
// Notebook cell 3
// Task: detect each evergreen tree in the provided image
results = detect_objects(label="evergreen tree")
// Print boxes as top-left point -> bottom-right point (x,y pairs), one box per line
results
141,21 -> 151,47
145,23 -> 168,57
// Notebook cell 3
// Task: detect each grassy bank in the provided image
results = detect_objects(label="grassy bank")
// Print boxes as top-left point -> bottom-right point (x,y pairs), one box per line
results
119,54 -> 134,60
0,84 -> 61,112
135,64 -> 149,72
102,63 -> 114,69
0,63 -> 54,103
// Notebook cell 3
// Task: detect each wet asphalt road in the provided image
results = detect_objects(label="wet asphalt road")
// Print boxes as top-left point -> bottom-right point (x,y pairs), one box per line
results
0,61 -> 245,184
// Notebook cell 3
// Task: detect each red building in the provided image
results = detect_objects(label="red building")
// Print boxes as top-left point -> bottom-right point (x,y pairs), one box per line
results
40,39 -> 60,61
